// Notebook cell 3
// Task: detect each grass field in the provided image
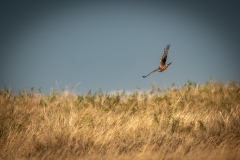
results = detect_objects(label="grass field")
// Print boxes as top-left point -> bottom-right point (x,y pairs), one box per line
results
0,80 -> 240,160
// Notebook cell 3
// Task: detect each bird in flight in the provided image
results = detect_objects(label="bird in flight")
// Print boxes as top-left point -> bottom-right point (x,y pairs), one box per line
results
142,44 -> 172,78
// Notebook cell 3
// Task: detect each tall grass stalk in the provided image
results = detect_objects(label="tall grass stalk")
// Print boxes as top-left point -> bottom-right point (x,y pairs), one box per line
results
0,80 -> 240,159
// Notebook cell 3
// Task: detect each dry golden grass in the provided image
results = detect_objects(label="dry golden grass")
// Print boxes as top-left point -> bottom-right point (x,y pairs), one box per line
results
0,80 -> 240,160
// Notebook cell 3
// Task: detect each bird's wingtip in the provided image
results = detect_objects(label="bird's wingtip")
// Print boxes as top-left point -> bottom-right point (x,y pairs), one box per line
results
166,44 -> 170,49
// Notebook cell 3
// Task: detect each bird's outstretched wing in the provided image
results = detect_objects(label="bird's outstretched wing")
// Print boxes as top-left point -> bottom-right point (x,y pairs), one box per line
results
142,68 -> 158,78
160,44 -> 170,67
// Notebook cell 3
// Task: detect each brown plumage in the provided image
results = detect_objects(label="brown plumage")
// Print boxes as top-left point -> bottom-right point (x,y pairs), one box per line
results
142,44 -> 172,78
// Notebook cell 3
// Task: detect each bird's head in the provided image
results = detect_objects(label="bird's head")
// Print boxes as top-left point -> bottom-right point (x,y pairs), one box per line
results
167,62 -> 172,66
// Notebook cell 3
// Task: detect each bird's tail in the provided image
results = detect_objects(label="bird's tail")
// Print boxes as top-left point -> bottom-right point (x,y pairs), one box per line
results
167,62 -> 172,66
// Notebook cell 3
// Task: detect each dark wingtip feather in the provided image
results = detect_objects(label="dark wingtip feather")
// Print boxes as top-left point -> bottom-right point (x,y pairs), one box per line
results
166,44 -> 170,50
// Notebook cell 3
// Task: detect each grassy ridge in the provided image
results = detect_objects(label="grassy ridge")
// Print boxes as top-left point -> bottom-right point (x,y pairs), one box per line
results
0,80 -> 240,159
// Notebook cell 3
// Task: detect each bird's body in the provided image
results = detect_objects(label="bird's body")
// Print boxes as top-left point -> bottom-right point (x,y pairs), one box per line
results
142,44 -> 172,78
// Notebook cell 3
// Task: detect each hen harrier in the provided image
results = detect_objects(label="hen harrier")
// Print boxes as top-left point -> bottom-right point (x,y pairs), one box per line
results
142,44 -> 172,78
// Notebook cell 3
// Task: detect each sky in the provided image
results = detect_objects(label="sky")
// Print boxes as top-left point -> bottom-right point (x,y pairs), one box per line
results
1,0 -> 240,95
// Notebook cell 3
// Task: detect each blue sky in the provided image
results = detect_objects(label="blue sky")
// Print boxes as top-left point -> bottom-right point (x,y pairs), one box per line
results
1,1 -> 240,94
